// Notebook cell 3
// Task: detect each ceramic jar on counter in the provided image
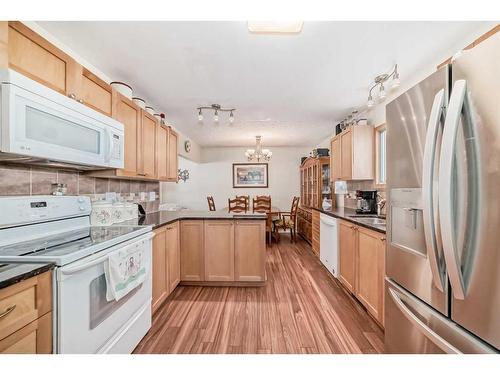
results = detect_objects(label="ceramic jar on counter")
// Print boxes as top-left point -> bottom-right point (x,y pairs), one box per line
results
91,201 -> 114,226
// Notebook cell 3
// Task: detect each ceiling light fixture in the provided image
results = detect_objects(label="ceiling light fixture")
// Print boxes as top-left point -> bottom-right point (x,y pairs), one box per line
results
366,64 -> 400,108
245,136 -> 272,162
196,104 -> 235,125
247,21 -> 303,34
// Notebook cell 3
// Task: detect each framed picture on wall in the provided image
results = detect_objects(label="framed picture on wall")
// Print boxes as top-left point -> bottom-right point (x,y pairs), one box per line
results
232,163 -> 269,188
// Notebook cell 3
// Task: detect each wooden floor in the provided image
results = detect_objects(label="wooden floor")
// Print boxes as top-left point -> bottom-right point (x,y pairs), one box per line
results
134,235 -> 384,354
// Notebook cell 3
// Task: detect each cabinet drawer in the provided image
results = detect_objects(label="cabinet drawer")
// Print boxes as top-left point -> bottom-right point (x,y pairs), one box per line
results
0,271 -> 52,341
0,312 -> 52,354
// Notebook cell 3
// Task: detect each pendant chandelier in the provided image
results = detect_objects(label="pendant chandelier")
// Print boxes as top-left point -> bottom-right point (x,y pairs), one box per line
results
245,136 -> 272,162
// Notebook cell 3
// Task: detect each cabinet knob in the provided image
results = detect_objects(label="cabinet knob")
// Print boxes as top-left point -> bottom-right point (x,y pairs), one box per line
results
381,238 -> 386,242
68,93 -> 76,100
77,98 -> 84,104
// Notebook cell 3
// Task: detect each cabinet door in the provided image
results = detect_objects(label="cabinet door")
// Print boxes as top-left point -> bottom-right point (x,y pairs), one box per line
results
311,210 -> 320,255
167,128 -> 178,181
340,130 -> 352,180
156,125 -> 169,181
234,220 -> 266,282
141,112 -> 157,178
78,67 -> 113,116
152,227 -> 168,313
356,227 -> 386,325
0,312 -> 52,354
331,137 -> 341,181
180,220 -> 205,281
338,220 -> 357,293
7,22 -> 76,95
166,222 -> 180,294
112,92 -> 140,176
204,220 -> 234,282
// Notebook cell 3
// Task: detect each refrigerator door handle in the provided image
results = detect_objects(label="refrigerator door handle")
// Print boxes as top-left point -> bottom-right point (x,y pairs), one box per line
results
439,79 -> 476,300
422,88 -> 445,292
388,287 -> 461,354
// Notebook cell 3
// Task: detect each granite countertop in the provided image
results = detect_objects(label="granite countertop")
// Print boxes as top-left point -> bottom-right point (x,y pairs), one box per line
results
312,207 -> 386,234
0,263 -> 54,290
119,210 -> 267,230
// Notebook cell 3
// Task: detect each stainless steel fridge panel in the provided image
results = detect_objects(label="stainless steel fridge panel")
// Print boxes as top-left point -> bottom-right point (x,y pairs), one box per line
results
448,32 -> 500,350
386,68 -> 448,314
385,278 -> 496,354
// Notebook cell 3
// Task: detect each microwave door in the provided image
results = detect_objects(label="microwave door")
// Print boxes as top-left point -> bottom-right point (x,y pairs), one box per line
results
4,83 -> 108,168
439,34 -> 500,351
385,67 -> 448,315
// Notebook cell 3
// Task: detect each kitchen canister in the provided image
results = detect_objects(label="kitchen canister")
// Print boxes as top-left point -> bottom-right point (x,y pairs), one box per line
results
124,202 -> 138,220
112,201 -> 127,223
91,201 -> 114,226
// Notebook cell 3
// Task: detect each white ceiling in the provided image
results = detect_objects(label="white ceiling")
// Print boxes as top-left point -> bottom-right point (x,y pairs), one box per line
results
37,21 -> 492,147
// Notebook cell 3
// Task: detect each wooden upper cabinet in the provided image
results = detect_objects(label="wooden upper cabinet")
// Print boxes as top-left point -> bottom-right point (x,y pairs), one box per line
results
204,220 -> 235,282
152,227 -> 168,313
6,22 -> 76,95
356,227 -> 386,326
140,112 -> 157,178
166,222 -> 180,294
331,125 -> 374,181
156,125 -> 169,181
338,220 -> 357,293
167,128 -> 178,182
234,220 -> 266,282
112,92 -> 141,176
78,67 -> 113,116
180,220 -> 205,282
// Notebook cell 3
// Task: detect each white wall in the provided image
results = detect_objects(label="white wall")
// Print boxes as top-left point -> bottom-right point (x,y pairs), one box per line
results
162,147 -> 309,211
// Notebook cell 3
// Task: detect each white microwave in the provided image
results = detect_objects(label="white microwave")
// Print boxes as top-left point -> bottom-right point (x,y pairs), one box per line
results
0,69 -> 124,170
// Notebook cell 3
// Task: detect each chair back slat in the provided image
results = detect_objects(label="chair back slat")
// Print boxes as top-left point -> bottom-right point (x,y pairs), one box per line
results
228,197 -> 248,213
207,196 -> 216,211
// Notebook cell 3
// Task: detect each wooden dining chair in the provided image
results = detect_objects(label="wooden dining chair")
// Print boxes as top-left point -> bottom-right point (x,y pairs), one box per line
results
207,196 -> 216,211
252,196 -> 271,213
274,196 -> 300,243
228,197 -> 247,213
236,195 -> 250,210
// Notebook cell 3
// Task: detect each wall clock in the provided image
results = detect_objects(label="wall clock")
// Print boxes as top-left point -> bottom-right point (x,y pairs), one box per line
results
184,140 -> 191,153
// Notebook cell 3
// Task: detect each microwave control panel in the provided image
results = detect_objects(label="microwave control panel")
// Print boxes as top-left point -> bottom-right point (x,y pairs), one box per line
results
111,133 -> 123,160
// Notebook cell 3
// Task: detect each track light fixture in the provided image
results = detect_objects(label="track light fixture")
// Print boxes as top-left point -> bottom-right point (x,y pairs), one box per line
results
196,104 -> 236,125
367,64 -> 400,108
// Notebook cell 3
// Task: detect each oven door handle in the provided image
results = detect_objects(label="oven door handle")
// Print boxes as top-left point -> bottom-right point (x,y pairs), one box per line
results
60,233 -> 154,276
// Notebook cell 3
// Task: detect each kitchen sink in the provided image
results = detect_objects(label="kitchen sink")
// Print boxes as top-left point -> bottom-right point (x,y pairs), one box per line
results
354,217 -> 386,225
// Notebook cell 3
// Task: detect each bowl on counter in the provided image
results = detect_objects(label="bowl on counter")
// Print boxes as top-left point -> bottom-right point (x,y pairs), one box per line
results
145,106 -> 155,115
110,81 -> 133,99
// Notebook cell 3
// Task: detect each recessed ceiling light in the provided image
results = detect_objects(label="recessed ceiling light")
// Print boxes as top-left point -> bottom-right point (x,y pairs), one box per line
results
247,21 -> 303,34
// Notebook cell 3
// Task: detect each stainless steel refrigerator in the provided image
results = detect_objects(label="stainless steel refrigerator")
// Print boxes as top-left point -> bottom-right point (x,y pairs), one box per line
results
385,32 -> 500,353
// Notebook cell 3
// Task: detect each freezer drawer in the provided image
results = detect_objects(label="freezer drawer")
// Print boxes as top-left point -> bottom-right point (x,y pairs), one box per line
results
385,278 -> 496,354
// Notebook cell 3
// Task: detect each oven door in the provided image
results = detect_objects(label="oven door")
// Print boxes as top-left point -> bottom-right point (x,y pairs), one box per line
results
56,233 -> 153,353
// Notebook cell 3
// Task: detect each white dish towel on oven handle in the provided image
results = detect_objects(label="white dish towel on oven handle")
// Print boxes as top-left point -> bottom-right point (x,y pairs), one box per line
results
104,244 -> 148,302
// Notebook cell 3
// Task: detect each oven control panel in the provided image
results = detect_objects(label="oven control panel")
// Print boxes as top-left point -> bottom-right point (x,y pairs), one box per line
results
0,195 -> 92,228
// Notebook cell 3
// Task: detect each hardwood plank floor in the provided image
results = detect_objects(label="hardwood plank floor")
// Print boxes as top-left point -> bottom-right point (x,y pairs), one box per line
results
134,234 -> 384,354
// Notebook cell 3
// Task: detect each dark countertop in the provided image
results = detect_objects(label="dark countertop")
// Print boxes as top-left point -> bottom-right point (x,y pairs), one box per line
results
0,262 -> 54,290
119,210 -> 266,230
312,207 -> 386,234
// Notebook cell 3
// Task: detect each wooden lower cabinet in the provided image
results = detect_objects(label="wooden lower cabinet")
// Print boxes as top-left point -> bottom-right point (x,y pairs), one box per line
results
0,270 -> 52,354
338,220 -> 386,326
297,207 -> 312,244
166,222 -> 180,293
338,220 -> 357,293
234,220 -> 266,282
356,226 -> 386,325
204,221 -> 235,282
152,223 -> 180,313
152,226 -> 168,313
180,220 -> 205,281
311,210 -> 320,256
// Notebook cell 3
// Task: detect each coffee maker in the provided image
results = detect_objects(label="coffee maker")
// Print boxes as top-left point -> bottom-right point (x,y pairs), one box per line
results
355,190 -> 377,214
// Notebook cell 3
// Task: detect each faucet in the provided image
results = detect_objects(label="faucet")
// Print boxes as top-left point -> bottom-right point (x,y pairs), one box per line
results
376,193 -> 386,216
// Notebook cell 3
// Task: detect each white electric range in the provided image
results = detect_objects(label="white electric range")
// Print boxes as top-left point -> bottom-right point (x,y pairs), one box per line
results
0,195 -> 154,354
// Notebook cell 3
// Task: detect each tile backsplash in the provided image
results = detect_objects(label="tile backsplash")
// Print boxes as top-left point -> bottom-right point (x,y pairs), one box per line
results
0,164 -> 160,213
342,180 -> 386,213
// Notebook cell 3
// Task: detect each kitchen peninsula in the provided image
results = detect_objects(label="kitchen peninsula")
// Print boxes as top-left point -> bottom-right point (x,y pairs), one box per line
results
121,210 -> 267,313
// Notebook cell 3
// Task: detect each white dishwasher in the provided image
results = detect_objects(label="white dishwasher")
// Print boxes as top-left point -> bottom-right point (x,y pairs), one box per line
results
319,213 -> 339,278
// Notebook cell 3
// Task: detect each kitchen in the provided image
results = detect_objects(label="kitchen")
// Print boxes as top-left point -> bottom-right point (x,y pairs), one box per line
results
0,2 -> 499,372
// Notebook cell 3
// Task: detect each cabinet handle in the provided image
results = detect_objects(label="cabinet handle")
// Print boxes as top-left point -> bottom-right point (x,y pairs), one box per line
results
77,98 -> 84,104
68,93 -> 76,100
381,238 -> 386,242
137,173 -> 146,177
0,304 -> 16,319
